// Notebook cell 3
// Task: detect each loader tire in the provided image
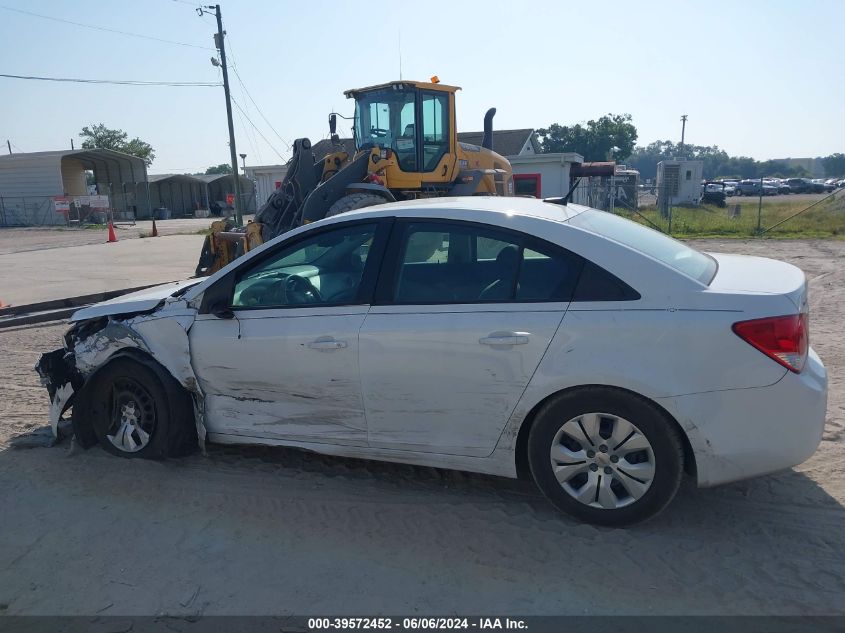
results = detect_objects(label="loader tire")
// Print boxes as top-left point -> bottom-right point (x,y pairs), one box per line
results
326,193 -> 387,218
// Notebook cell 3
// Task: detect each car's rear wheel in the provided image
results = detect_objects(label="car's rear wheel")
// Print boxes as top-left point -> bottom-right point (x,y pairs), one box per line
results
83,357 -> 196,459
528,388 -> 684,526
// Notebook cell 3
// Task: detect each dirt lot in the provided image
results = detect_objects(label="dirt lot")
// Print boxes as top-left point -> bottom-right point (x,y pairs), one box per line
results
0,239 -> 843,616
0,219 -> 226,256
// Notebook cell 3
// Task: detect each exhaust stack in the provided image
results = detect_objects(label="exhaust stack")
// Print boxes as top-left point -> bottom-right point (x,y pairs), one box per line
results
482,108 -> 496,151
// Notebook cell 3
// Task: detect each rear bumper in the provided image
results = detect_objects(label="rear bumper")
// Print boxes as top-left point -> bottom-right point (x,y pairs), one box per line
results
657,347 -> 827,487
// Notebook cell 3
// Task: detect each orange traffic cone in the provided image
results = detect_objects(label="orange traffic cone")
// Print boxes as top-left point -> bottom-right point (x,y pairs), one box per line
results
151,219 -> 158,237
107,221 -> 118,243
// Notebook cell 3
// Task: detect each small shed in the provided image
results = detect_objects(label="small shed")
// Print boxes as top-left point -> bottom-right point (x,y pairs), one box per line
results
657,159 -> 704,206
508,152 -> 584,198
138,174 -> 208,218
0,148 -> 149,226
244,164 -> 288,209
194,174 -> 257,214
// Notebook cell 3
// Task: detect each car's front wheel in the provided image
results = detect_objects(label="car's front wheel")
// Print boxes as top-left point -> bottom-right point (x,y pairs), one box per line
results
528,388 -> 684,526
81,356 -> 197,458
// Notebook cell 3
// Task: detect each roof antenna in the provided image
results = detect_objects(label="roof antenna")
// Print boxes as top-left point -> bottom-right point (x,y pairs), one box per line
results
398,31 -> 403,80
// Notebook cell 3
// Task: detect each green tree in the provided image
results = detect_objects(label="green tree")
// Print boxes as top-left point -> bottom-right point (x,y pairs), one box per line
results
537,114 -> 638,161
626,141 -> 815,180
204,163 -> 233,175
79,123 -> 155,166
822,153 -> 845,177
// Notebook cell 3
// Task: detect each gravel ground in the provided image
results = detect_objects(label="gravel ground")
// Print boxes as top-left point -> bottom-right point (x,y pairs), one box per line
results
0,239 -> 843,616
0,217 -> 254,256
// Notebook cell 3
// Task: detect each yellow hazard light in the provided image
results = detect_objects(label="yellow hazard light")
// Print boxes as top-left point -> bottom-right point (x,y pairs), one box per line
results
430,75 -> 440,84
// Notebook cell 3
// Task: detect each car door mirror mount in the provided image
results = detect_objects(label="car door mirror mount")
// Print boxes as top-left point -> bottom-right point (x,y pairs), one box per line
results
210,301 -> 235,320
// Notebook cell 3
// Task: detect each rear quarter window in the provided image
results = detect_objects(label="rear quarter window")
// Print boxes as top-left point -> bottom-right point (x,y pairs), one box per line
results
568,209 -> 717,285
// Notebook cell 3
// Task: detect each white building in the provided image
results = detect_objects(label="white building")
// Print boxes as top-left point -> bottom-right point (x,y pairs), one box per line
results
657,159 -> 704,206
508,152 -> 584,198
243,164 -> 288,209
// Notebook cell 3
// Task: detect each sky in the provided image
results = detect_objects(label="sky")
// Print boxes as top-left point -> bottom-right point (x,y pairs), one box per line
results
0,0 -> 842,174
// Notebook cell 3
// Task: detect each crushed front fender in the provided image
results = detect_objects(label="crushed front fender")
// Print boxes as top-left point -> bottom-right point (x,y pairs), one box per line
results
35,297 -> 206,449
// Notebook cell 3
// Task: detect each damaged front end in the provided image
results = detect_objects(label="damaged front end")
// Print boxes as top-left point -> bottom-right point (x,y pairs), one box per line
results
35,286 -> 207,451
35,343 -> 84,441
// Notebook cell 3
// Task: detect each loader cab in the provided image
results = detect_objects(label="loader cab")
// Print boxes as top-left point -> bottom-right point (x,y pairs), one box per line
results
346,81 -> 458,175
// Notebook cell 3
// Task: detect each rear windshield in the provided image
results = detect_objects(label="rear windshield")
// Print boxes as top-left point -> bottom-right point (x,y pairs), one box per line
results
568,209 -> 718,285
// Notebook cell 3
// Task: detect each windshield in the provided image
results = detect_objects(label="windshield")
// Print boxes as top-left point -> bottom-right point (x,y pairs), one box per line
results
353,88 -> 417,153
569,209 -> 718,285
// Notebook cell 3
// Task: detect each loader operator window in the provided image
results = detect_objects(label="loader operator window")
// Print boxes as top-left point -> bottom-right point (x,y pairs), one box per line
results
354,88 -> 417,172
421,91 -> 450,172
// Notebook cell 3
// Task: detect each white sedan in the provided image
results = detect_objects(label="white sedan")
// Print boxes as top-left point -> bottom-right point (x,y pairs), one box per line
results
37,198 -> 827,525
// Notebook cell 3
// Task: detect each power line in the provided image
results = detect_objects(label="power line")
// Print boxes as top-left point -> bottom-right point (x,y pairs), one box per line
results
224,29 -> 292,152
0,73 -> 220,87
0,5 -> 214,50
229,65 -> 291,152
230,97 -> 286,162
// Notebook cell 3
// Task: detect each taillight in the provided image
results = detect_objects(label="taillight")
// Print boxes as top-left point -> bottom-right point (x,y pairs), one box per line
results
732,313 -> 808,373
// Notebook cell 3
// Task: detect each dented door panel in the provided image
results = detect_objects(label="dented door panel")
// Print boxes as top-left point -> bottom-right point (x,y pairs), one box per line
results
189,307 -> 369,445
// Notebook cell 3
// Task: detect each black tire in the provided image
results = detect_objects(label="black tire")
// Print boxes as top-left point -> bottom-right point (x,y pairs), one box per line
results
326,193 -> 387,218
82,356 -> 196,459
527,387 -> 684,526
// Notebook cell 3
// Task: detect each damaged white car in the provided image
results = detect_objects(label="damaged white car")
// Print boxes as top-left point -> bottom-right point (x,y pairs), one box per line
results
37,198 -> 828,525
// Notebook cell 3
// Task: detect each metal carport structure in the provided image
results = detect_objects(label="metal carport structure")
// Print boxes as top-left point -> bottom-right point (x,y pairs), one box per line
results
139,174 -> 208,218
0,148 -> 150,226
195,173 -> 256,215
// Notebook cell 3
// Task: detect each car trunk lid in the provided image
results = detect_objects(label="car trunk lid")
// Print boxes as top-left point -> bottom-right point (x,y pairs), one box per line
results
705,253 -> 807,312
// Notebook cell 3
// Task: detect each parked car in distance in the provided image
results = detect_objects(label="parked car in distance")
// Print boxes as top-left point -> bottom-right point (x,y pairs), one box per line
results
736,179 -> 777,196
701,182 -> 727,207
774,179 -> 792,195
35,197 -> 828,527
785,178 -> 809,194
762,179 -> 782,195
809,179 -> 827,193
722,181 -> 738,196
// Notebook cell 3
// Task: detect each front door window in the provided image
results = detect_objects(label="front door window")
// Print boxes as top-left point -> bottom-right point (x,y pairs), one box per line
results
232,223 -> 377,308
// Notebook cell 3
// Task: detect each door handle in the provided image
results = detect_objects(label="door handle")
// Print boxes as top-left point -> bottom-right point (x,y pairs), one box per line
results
307,339 -> 348,350
479,332 -> 530,346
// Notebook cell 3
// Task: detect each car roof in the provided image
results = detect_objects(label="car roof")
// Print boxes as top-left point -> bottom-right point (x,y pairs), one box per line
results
327,196 -> 588,225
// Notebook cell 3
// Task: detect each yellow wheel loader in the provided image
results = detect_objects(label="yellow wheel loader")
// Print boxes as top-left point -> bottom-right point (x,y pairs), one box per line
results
196,78 -> 513,276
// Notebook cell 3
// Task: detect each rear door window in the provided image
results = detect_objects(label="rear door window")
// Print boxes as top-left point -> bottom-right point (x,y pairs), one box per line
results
384,221 -> 581,304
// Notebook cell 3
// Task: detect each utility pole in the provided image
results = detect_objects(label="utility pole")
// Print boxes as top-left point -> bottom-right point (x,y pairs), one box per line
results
199,4 -> 243,227
6,140 -> 11,155
679,114 -> 688,155
71,139 -> 74,150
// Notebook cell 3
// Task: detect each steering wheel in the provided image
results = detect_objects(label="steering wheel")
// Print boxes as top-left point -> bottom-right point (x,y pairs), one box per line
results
369,127 -> 389,138
284,274 -> 322,304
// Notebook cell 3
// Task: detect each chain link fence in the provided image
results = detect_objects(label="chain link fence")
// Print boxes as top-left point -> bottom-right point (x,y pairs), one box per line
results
567,178 -> 845,239
3,183 -> 844,238
0,194 -> 139,227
